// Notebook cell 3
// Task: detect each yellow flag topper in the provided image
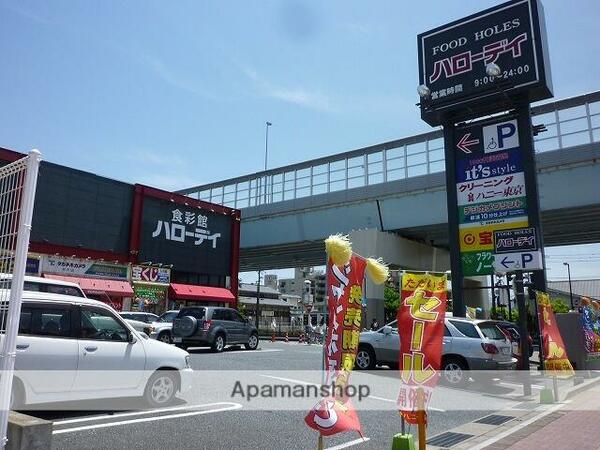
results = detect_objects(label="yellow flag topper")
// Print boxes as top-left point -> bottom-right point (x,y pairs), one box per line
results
325,234 -> 389,284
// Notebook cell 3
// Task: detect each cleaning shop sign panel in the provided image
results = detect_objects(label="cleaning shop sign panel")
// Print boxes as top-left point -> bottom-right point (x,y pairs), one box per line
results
418,0 -> 552,125
139,197 -> 232,276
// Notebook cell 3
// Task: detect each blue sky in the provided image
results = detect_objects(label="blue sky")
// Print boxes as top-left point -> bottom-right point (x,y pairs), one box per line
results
1,0 -> 598,281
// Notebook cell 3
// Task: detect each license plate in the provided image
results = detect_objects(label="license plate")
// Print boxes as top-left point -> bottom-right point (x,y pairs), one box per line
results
173,337 -> 182,343
501,347 -> 510,355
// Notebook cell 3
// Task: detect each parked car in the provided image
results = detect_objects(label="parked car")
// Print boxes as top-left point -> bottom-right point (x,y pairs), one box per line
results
147,310 -> 179,344
492,320 -> 535,358
119,315 -> 151,335
119,312 -> 159,324
8,291 -> 192,408
356,317 -> 516,386
172,307 -> 259,352
1,273 -> 86,298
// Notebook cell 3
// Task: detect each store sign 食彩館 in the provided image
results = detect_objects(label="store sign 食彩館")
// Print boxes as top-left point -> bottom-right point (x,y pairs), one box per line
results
42,256 -> 129,280
132,265 -> 171,284
139,197 -> 232,277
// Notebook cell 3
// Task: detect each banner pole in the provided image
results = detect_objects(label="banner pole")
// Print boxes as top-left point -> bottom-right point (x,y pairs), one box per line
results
552,375 -> 559,403
417,388 -> 426,450
318,255 -> 329,450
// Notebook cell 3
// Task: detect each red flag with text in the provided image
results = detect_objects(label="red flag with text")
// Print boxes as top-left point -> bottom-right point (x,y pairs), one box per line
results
536,291 -> 574,375
397,273 -> 447,424
305,254 -> 366,437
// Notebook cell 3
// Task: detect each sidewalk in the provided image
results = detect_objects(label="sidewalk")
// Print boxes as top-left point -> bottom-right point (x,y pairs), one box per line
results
482,382 -> 600,450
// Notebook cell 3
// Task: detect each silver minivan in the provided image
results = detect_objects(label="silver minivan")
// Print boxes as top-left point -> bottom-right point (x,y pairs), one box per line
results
356,316 -> 517,385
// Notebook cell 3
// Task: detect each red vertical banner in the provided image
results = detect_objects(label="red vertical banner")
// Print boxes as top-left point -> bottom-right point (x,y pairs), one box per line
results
397,273 -> 447,424
536,291 -> 574,375
305,254 -> 366,437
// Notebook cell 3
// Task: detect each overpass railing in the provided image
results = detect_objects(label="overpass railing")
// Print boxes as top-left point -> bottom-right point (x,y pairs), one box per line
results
179,91 -> 600,209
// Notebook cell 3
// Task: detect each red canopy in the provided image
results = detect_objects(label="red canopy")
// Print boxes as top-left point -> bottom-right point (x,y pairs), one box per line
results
43,274 -> 134,296
169,283 -> 235,303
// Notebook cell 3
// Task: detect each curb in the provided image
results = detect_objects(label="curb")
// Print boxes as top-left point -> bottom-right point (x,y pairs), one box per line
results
564,373 -> 600,401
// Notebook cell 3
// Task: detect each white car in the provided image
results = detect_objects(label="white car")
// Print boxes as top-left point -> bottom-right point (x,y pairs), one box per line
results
148,310 -> 179,344
1,273 -> 86,298
9,291 -> 192,408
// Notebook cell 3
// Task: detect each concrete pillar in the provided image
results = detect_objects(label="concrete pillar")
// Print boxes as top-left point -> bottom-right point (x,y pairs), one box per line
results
462,276 -> 490,317
349,228 -> 451,327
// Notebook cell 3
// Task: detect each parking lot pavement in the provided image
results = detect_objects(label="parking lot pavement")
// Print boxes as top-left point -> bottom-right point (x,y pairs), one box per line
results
33,341 -> 557,449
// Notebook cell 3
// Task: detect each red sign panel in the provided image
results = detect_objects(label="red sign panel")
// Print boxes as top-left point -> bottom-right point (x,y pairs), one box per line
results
397,273 -> 447,424
536,291 -> 574,374
305,254 -> 366,437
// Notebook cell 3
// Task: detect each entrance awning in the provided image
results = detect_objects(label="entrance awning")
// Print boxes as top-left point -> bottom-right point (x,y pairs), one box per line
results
43,274 -> 134,297
169,283 -> 235,303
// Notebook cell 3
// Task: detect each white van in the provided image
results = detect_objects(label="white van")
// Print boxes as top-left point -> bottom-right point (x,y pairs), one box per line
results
0,274 -> 86,298
6,291 -> 192,408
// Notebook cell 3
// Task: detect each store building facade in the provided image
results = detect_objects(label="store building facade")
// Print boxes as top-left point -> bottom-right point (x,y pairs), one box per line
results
0,147 -> 240,312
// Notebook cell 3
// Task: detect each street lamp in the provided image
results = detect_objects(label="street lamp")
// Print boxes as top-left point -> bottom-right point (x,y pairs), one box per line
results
264,122 -> 272,171
263,122 -> 272,205
563,262 -> 574,310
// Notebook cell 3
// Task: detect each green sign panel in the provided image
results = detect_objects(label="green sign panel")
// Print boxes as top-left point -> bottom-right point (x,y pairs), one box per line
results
461,250 -> 494,276
133,283 -> 167,305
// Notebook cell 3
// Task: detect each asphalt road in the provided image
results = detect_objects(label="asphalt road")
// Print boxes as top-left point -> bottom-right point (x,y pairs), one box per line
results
27,341 -> 564,450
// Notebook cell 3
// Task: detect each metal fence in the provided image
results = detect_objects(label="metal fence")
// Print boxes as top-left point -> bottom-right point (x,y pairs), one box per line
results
179,91 -> 600,209
0,150 -> 41,448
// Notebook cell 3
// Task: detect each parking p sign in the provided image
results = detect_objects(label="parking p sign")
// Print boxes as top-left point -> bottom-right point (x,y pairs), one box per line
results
483,119 -> 519,153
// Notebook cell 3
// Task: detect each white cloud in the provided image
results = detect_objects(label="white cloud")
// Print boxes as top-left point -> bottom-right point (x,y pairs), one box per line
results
139,54 -> 218,100
2,3 -> 53,25
124,149 -> 186,167
135,172 -> 201,192
238,64 -> 334,112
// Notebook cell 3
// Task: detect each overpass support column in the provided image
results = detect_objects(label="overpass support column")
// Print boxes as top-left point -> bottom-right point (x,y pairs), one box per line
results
349,228 -> 450,327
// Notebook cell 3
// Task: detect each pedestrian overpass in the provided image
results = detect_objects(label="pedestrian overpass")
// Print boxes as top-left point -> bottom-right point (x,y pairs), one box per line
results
179,91 -> 600,272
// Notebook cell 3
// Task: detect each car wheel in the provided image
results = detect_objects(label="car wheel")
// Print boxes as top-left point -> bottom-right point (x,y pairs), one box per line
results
245,333 -> 259,350
144,371 -> 177,407
158,332 -> 172,344
355,346 -> 376,370
442,357 -> 467,387
212,334 -> 225,353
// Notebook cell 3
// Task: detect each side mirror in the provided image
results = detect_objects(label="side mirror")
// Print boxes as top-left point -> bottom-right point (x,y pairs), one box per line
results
128,333 -> 138,344
382,326 -> 392,335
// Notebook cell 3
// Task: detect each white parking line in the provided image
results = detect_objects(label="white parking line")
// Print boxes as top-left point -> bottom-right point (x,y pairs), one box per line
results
498,381 -> 545,390
259,375 -> 445,412
53,402 -> 243,434
54,403 -> 220,425
326,437 -> 370,449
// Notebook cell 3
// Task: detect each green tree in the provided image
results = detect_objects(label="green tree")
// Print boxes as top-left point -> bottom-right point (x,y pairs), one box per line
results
551,298 -> 570,314
384,286 -> 400,322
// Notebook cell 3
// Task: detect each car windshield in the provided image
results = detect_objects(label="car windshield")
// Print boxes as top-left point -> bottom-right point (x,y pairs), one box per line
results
158,311 -> 178,323
478,322 -> 507,340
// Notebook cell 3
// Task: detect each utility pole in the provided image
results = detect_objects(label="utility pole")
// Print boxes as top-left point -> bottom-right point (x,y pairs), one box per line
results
255,270 -> 261,330
563,262 -> 574,309
263,122 -> 272,205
